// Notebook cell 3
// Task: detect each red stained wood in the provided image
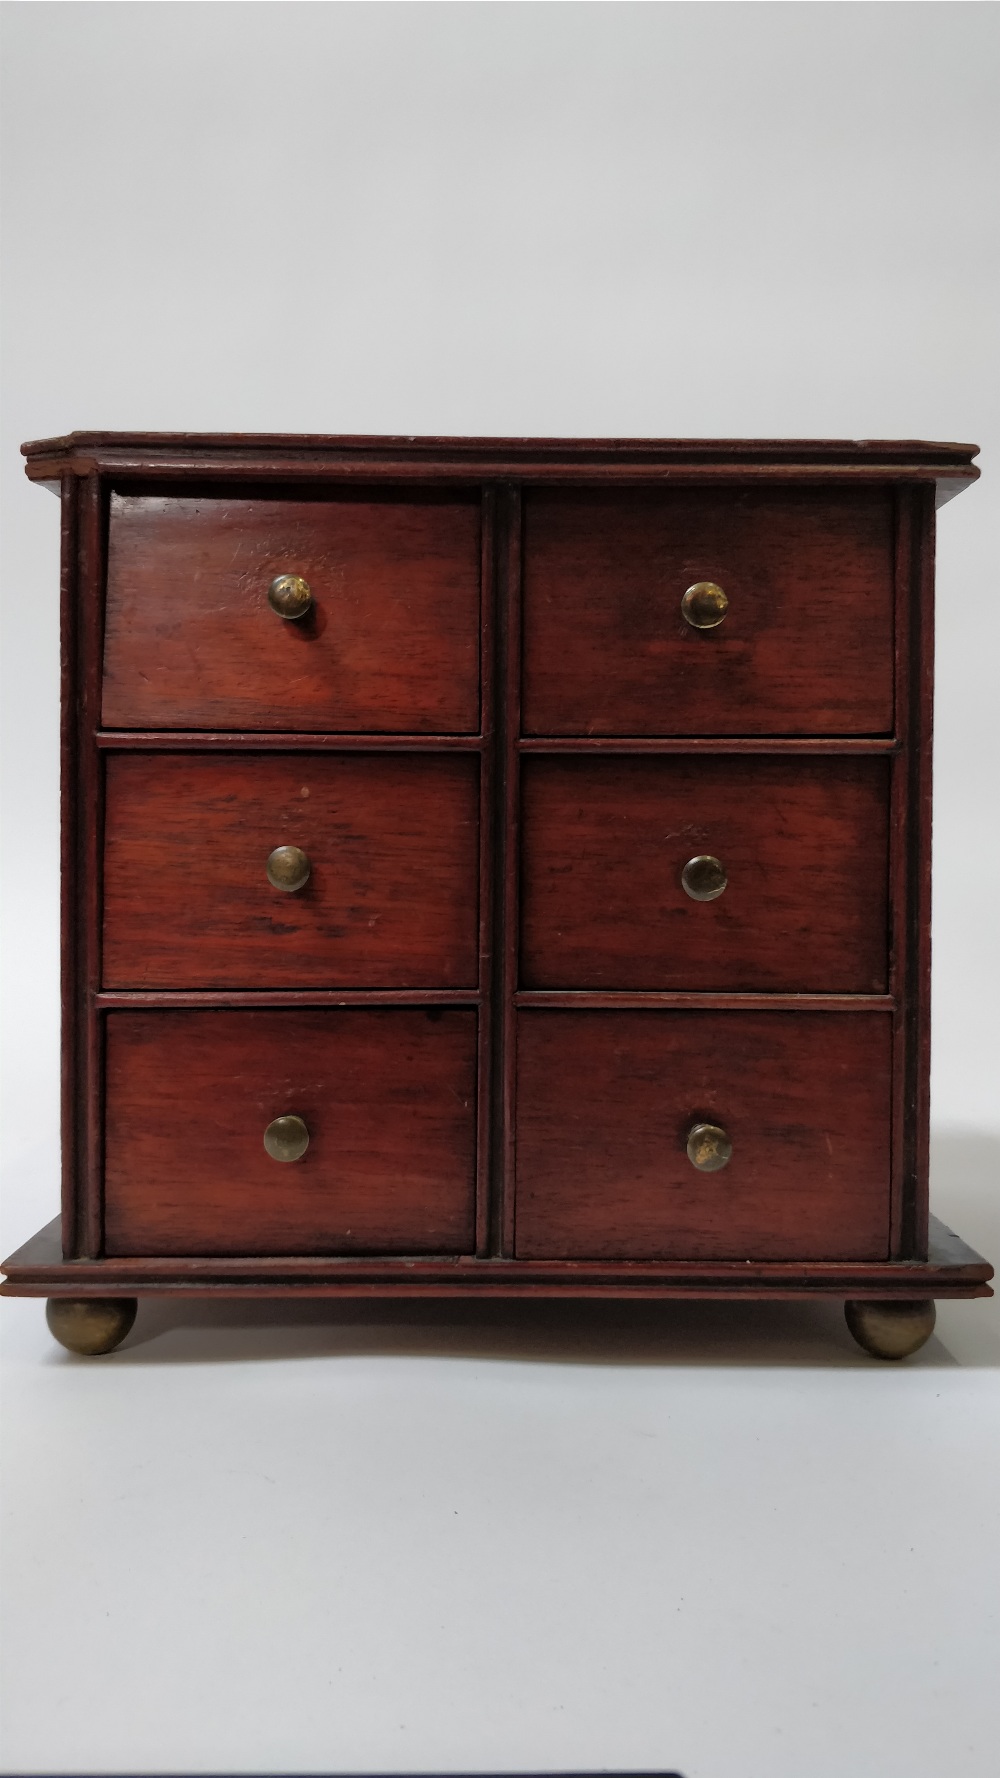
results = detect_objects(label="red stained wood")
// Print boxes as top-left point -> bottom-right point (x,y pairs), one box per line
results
102,492 -> 481,732
103,753 -> 480,989
104,1010 -> 478,1257
522,487 -> 895,736
498,487 -> 523,1257
519,736 -> 898,755
908,489 -> 937,1255
59,474 -> 79,1253
515,1011 -> 892,1261
78,476 -> 106,1259
3,1214 -> 992,1301
5,435 -> 980,1312
22,433 -> 981,505
98,732 -> 484,752
3,1210 -> 993,1300
520,755 -> 889,993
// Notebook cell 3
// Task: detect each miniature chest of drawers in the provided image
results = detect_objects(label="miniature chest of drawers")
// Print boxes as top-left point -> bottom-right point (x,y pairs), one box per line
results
2,433 -> 992,1357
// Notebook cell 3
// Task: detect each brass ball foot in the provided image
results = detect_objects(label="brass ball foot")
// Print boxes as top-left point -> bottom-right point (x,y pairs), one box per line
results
844,1297 -> 936,1360
46,1297 -> 138,1355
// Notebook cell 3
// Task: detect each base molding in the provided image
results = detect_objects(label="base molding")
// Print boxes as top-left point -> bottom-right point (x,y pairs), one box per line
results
1,1214 -> 992,1302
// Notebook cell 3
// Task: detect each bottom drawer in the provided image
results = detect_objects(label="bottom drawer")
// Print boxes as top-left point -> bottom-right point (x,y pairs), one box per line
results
515,1011 -> 892,1261
104,1009 -> 477,1256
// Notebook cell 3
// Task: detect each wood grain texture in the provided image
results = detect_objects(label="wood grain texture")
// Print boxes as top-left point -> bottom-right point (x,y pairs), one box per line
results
104,1010 -> 478,1256
102,491 -> 481,732
103,753 -> 480,989
520,755 -> 889,992
522,487 -> 895,736
515,1011 -> 892,1261
9,435 -> 981,1316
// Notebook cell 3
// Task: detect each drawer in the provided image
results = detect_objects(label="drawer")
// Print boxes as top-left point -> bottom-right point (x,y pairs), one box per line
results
520,755 -> 889,993
522,487 -> 894,735
103,492 -> 481,732
103,753 -> 480,989
104,1009 -> 478,1256
515,1011 -> 891,1260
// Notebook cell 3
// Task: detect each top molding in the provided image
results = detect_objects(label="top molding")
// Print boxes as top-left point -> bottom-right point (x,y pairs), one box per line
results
22,432 -> 980,503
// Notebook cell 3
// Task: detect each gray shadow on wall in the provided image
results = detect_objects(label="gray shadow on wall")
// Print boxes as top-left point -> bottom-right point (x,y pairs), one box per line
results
48,1131 -> 1000,1372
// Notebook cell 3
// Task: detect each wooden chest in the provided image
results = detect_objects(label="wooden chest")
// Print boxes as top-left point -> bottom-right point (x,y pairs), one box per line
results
2,433 -> 992,1358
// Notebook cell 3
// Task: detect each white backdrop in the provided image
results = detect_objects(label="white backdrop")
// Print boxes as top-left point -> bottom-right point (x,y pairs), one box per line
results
1,7 -> 998,1777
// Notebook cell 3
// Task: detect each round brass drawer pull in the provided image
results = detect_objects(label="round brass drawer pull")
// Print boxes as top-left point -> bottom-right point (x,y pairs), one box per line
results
687,1122 -> 732,1172
266,845 -> 311,893
264,1114 -> 310,1163
681,580 -> 728,630
681,854 -> 727,902
268,573 -> 313,620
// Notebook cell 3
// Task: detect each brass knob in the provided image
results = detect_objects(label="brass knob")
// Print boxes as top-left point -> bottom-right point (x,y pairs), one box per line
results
268,574 -> 313,620
687,1123 -> 732,1172
266,845 -> 311,893
681,581 -> 728,630
264,1114 -> 310,1163
681,854 -> 727,901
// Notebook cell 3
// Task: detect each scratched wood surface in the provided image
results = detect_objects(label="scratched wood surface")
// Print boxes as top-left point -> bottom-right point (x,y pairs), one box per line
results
104,1009 -> 478,1256
520,754 -> 890,992
102,491 -> 482,732
103,752 -> 481,989
515,1010 -> 893,1261
522,487 -> 895,736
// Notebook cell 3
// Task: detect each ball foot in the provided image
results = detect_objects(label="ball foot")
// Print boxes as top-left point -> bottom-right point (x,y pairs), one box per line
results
46,1297 -> 137,1355
844,1297 -> 936,1360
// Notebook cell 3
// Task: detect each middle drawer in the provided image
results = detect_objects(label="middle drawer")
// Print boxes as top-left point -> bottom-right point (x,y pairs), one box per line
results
103,752 -> 480,989
521,754 -> 889,993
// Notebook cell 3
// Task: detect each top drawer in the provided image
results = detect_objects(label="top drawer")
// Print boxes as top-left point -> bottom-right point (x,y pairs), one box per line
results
102,491 -> 482,732
522,487 -> 894,736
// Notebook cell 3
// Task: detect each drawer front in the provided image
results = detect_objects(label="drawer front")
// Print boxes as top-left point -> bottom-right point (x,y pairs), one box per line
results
104,1010 -> 478,1256
103,493 -> 481,732
521,755 -> 889,993
515,1011 -> 891,1260
103,753 -> 480,989
522,488 -> 894,735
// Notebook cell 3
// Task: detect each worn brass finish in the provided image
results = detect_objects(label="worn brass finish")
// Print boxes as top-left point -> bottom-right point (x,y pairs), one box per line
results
681,580 -> 729,630
681,854 -> 728,902
266,845 -> 311,893
844,1298 -> 937,1360
686,1122 -> 733,1172
264,1114 -> 310,1163
267,573 -> 313,620
45,1297 -> 137,1355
